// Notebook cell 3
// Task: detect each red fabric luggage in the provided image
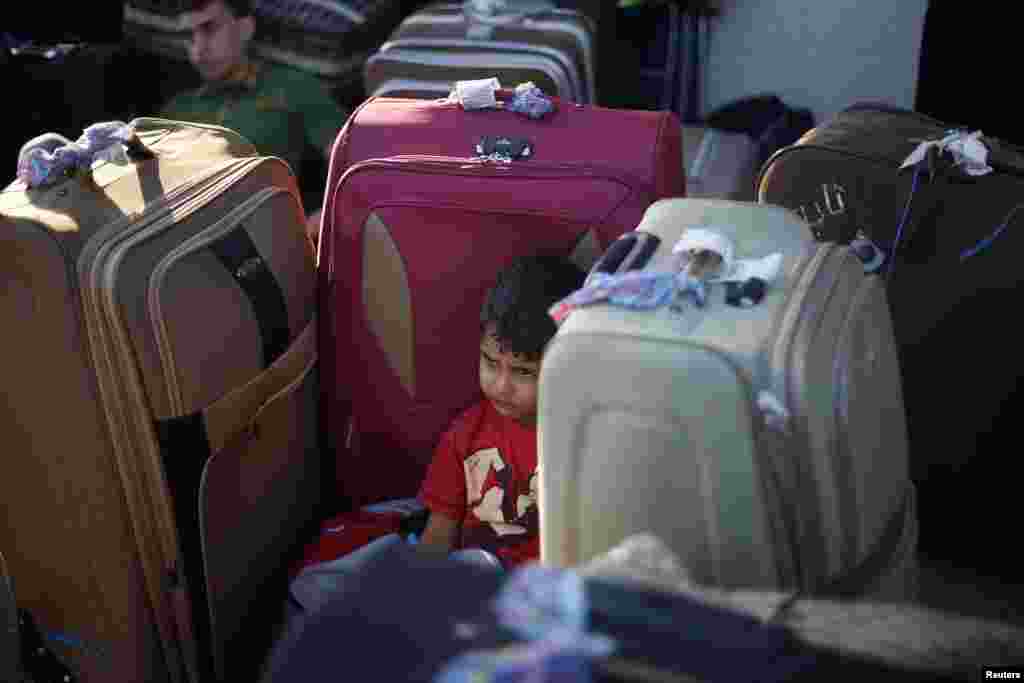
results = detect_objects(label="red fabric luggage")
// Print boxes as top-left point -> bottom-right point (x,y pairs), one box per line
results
317,93 -> 684,507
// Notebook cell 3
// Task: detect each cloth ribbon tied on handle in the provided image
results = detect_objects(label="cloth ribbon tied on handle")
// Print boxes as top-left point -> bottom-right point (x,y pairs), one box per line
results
508,82 -> 555,120
899,129 -> 993,177
434,565 -> 616,683
449,78 -> 555,120
549,229 -> 783,324
17,121 -> 136,188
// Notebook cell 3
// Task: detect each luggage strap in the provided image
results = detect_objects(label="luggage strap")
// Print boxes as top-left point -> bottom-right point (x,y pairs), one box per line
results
2,553 -> 79,683
17,610 -> 79,683
2,551 -> 22,683
209,226 -> 291,368
773,482 -> 914,620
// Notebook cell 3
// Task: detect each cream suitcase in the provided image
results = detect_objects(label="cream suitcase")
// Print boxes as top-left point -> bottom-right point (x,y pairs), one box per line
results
539,198 -> 918,600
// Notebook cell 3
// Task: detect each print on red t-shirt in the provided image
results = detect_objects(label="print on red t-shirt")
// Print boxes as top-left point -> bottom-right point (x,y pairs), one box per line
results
418,400 -> 539,566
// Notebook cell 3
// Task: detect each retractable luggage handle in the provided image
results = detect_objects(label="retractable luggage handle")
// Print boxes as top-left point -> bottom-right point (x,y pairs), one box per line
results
585,231 -> 661,284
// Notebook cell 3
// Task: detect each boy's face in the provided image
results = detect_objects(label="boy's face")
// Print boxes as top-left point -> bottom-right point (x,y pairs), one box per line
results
479,328 -> 541,426
183,0 -> 255,83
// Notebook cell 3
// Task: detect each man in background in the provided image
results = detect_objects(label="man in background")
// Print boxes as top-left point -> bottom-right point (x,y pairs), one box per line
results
162,0 -> 348,245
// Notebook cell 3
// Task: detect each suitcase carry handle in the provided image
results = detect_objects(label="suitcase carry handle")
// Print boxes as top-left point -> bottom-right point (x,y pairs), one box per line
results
17,122 -> 155,188
586,231 -> 661,284
492,87 -> 560,106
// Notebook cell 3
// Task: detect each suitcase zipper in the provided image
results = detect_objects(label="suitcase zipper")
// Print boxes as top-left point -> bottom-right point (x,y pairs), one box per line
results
764,243 -> 850,591
327,155 -> 653,284
341,154 -> 652,187
148,185 -> 294,416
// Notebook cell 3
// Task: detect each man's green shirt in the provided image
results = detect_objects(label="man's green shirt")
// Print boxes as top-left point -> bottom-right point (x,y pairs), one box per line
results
161,61 -> 347,174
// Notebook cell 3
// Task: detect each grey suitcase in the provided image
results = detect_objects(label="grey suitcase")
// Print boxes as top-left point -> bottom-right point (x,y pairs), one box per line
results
363,0 -> 595,102
539,198 -> 918,601
682,125 -> 760,201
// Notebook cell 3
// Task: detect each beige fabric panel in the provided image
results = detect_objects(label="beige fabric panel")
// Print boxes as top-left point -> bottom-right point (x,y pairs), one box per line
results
363,211 -> 416,397
0,220 -> 170,682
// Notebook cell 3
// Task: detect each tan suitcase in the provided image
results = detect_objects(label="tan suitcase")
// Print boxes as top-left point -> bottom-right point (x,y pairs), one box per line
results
0,119 -> 321,682
539,198 -> 918,601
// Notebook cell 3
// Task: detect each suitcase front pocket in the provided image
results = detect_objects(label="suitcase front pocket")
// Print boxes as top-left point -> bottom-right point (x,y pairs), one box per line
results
158,320 -> 319,682
199,325 -> 320,682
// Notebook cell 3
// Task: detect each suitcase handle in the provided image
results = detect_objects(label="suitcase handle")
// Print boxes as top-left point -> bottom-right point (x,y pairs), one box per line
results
586,231 -> 661,284
17,122 -> 155,188
492,87 -> 562,111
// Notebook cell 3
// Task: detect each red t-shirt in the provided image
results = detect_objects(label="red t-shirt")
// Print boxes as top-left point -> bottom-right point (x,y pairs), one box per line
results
418,400 -> 539,567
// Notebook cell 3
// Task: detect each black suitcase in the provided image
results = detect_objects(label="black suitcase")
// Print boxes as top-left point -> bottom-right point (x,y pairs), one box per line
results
756,103 -> 1024,573
613,0 -> 714,121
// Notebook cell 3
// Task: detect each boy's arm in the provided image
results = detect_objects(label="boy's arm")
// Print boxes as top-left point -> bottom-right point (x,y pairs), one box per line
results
417,511 -> 460,555
418,411 -> 475,555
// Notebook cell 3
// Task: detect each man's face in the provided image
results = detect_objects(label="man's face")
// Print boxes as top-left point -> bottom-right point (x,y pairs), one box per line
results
183,1 -> 254,82
479,329 -> 541,426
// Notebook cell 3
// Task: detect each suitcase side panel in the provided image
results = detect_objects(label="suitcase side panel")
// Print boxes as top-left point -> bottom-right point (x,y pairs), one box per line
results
107,160 -> 320,681
768,241 -> 916,598
538,332 -> 777,588
0,219 -> 170,682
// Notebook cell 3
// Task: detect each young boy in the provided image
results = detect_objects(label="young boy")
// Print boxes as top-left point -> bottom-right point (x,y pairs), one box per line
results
288,254 -> 584,614
415,253 -> 586,569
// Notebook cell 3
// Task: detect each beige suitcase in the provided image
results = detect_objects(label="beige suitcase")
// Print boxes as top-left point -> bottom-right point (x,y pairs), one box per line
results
539,198 -> 918,601
1,119 -> 321,682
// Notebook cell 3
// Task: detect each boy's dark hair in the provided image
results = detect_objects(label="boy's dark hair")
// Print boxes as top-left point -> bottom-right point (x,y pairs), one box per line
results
480,253 -> 585,361
187,0 -> 253,17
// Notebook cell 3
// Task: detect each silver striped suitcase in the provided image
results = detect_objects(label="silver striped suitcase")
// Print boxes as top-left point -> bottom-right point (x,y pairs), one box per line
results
363,0 -> 595,103
539,198 -> 918,601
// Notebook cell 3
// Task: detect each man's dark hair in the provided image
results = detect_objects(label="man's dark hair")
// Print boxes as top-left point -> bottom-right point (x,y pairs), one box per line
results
480,253 -> 585,361
188,0 -> 253,17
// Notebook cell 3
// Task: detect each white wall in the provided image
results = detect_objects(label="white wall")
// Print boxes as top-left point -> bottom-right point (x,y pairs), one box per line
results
702,0 -> 929,125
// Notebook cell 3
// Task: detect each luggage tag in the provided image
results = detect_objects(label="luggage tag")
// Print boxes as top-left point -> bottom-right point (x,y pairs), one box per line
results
671,229 -> 783,309
900,129 -> 993,178
451,78 -> 502,110
475,136 -> 533,161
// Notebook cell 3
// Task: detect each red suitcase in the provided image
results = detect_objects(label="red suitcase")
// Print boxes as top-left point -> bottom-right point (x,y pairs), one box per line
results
317,92 -> 684,507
